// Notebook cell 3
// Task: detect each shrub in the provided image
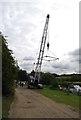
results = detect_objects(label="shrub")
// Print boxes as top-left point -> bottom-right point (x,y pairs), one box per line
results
40,72 -> 55,85
50,78 -> 58,89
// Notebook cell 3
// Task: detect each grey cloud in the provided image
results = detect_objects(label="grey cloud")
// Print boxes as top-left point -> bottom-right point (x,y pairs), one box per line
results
1,2 -> 40,49
49,61 -> 72,74
52,62 -> 70,70
23,56 -> 34,61
68,48 -> 81,63
2,3 -> 37,33
2,2 -> 41,20
68,48 -> 79,56
79,48 -> 81,64
42,61 -> 71,74
20,62 -> 32,67
42,53 -> 79,74
19,61 -> 34,72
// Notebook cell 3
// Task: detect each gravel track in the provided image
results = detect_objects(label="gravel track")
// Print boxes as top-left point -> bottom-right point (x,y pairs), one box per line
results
8,87 -> 79,118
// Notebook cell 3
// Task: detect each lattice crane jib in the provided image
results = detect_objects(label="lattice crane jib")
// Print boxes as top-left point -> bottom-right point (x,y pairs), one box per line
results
35,14 -> 50,82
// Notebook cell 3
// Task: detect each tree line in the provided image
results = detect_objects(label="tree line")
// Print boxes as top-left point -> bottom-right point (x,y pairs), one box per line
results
1,32 -> 28,96
40,72 -> 81,87
1,33 -> 19,96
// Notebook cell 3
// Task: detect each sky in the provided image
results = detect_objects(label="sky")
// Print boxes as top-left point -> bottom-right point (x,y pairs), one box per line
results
0,0 -> 80,74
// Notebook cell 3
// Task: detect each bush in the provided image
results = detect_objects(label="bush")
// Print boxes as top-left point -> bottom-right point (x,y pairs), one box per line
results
40,72 -> 55,85
50,78 -> 58,89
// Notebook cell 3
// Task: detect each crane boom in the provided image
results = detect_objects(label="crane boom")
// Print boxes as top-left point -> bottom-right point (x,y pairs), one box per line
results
35,14 -> 50,82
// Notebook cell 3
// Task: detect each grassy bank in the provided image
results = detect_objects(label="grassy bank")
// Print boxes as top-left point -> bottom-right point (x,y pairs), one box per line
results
34,87 -> 80,110
2,95 -> 14,118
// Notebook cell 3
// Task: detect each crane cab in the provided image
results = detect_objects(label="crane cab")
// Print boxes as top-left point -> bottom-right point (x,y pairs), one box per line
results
28,70 -> 43,89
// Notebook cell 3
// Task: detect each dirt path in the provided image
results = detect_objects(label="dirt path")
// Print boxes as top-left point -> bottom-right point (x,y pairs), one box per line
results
8,87 -> 79,118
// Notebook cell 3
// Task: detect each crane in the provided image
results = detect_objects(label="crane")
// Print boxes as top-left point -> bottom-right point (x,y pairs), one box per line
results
28,14 -> 58,89
34,14 -> 50,83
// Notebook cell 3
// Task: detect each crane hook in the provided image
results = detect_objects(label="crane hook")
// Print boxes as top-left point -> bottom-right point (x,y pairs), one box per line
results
47,42 -> 50,50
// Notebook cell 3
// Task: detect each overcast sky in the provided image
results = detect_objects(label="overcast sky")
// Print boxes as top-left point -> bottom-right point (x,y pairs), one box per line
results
0,0 -> 80,74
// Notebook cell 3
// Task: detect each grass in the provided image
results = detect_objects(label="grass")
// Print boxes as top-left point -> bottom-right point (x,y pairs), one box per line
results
34,87 -> 80,110
2,95 -> 14,118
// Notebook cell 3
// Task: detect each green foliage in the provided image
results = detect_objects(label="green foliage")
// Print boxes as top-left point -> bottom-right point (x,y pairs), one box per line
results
50,78 -> 58,89
1,33 -> 19,95
71,74 -> 80,82
40,72 -> 81,88
56,74 -> 81,86
18,69 -> 28,81
2,95 -> 14,118
40,72 -> 55,85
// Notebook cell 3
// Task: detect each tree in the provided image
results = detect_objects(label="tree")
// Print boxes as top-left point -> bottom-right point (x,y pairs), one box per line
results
50,78 -> 58,89
40,72 -> 55,85
0,32 -> 2,95
18,70 -> 28,81
1,33 -> 19,95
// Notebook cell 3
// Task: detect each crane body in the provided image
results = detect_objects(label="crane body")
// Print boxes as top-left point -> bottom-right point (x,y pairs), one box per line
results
28,14 -> 50,89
